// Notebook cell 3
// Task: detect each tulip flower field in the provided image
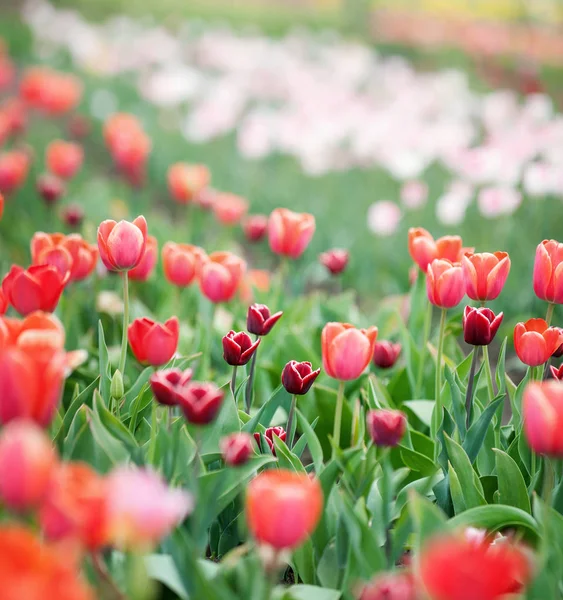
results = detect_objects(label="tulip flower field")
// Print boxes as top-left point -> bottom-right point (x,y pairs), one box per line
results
3,1 -> 563,599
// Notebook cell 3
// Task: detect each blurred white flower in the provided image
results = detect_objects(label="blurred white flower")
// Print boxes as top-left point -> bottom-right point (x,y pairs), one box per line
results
367,201 -> 402,236
400,179 -> 428,209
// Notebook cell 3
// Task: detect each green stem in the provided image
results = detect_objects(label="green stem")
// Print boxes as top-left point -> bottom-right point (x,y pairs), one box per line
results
286,394 -> 297,449
543,456 -> 555,507
380,449 -> 393,568
91,553 -> 126,600
465,349 -> 479,430
332,381 -> 345,459
482,345 -> 495,402
245,340 -> 259,413
230,365 -> 238,408
434,309 -> 448,417
118,271 -> 130,375
415,301 -> 433,397
546,303 -> 555,326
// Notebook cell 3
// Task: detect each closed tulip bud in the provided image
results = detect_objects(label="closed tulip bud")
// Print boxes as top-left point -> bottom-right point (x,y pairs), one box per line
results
524,381 -> 563,456
149,368 -> 192,406
322,322 -> 378,380
46,140 -> 83,180
37,173 -> 65,205
366,409 -> 406,447
319,248 -> 349,275
551,364 -> 563,380
463,306 -> 503,346
110,370 -> 124,400
178,382 -> 224,425
247,303 -> 283,336
128,316 -> 179,366
2,264 -> 69,315
0,420 -> 57,511
514,318 -> 562,367
462,251 -> 511,301
372,341 -> 401,369
222,330 -> 261,366
281,361 -> 320,395
162,242 -> 206,288
67,114 -> 91,139
167,162 -> 210,204
128,235 -> 158,281
221,433 -> 253,466
246,470 -> 323,549
199,251 -> 246,303
552,328 -> 563,357
533,239 -> 563,304
426,259 -> 465,308
253,426 -> 286,455
0,150 -> 29,195
243,214 -> 268,242
97,215 -> 148,272
268,208 -> 316,259
408,227 -> 465,272
213,192 -> 249,225
358,572 -> 416,600
61,203 -> 84,228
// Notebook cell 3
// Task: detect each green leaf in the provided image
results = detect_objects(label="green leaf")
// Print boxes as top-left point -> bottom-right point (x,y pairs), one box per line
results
98,320 -> 112,402
399,445 -> 437,475
445,367 -> 466,438
54,377 -> 99,448
494,449 -> 531,514
409,491 -> 448,552
402,400 -> 434,428
449,505 -> 539,541
145,554 -> 188,599
444,434 -> 486,509
89,391 -> 130,467
448,463 -> 466,515
273,435 -> 307,473
242,385 -> 290,433
274,584 -> 341,600
295,412 -> 323,471
495,338 -> 508,394
463,395 -> 505,463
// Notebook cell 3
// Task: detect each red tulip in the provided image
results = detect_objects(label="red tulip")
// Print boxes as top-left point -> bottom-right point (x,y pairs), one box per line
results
199,251 -> 246,303
372,341 -> 401,369
162,242 -> 206,288
358,571 -> 416,600
178,382 -> 224,425
103,114 -> 150,184
36,173 -> 65,205
462,306 -> 503,346
0,192 -> 3,221
426,259 -> 465,308
551,364 -> 563,380
462,251 -> 511,301
1,98 -> 27,136
128,235 -> 158,281
0,150 -> 29,195
0,420 -> 57,511
319,248 -> 349,275
253,426 -> 286,455
149,368 -> 192,406
281,361 -> 320,395
552,327 -> 563,357
220,433 -> 253,466
20,67 -> 82,115
97,215 -> 147,272
242,214 -> 268,242
268,208 -> 315,259
533,239 -> 563,304
0,290 -> 7,315
2,265 -> 69,315
45,140 -> 83,180
408,227 -> 468,272
167,162 -> 210,204
247,303 -> 283,336
61,203 -> 84,228
366,409 -> 407,447
514,318 -> 562,367
128,316 -> 179,366
246,470 -> 323,549
322,322 -> 378,380
212,192 -> 248,225
524,381 -> 563,456
222,330 -> 261,366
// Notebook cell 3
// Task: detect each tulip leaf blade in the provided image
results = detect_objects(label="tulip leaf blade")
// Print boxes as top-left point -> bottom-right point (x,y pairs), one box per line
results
463,394 -> 505,463
494,449 -> 531,514
444,434 -> 486,509
97,319 -> 112,402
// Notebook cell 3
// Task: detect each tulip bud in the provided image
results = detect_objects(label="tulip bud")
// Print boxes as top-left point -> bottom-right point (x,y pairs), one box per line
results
247,303 -> 283,336
366,409 -> 406,447
552,328 -> 563,357
97,215 -> 148,272
46,140 -> 83,180
128,235 -> 158,282
524,381 -> 563,456
551,364 -> 563,381
322,322 -> 378,381
514,318 -> 562,367
128,317 -> 179,366
222,330 -> 261,366
212,192 -> 248,225
372,341 -> 401,369
37,173 -> 65,205
199,251 -> 246,303
162,242 -> 206,288
110,370 -> 124,400
178,382 -> 224,425
67,114 -> 91,139
358,571 -> 416,600
281,361 -> 320,395
319,249 -> 349,275
268,208 -> 316,259
61,203 -> 84,228
533,239 -> 563,304
462,306 -> 503,346
254,426 -> 286,455
149,368 -> 192,406
221,433 -> 253,466
426,259 -> 465,309
0,420 -> 57,511
462,251 -> 511,302
243,215 -> 268,242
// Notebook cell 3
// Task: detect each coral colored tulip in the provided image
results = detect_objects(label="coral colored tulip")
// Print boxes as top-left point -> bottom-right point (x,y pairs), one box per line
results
358,571 -> 417,600
419,534 -> 532,600
247,303 -> 283,336
20,67 -> 82,115
149,368 -> 192,406
162,242 -> 206,288
45,140 -> 83,180
514,318 -> 562,367
106,467 -> 192,550
167,162 -> 210,204
239,269 -> 271,303
243,214 -> 268,242
104,114 -> 151,184
0,192 -> 3,221
0,290 -> 7,315
0,420 -> 57,511
221,432 -> 253,466
213,192 -> 248,225
408,227 -> 467,272
61,203 -> 84,228
0,150 -> 29,195
281,361 -> 320,395
1,98 -> 27,136
533,239 -> 563,304
2,264 -> 69,315
128,235 -> 158,281
524,381 -> 563,456
366,409 -> 407,447
36,173 -> 65,205
199,251 -> 246,303
322,322 -> 378,380
462,251 -> 511,301
246,470 -> 323,549
222,330 -> 261,366
551,364 -> 563,380
268,208 -> 316,259
319,248 -> 349,275
372,341 -> 401,369
463,306 -> 503,346
128,316 -> 179,366
178,382 -> 224,425
426,259 -> 465,309
97,215 -> 147,272
254,426 -> 286,455
552,327 -> 563,358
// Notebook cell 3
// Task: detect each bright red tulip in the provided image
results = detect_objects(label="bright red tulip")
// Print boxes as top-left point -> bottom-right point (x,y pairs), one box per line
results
514,318 -> 562,367
242,215 -> 268,242
178,382 -> 224,425
462,251 -> 511,301
45,140 -> 83,180
268,208 -> 316,259
20,67 -> 82,115
281,361 -> 320,395
149,368 -> 192,406
0,150 -> 29,195
167,162 -> 210,204
533,239 -> 563,304
358,571 -> 416,600
372,341 -> 401,369
222,330 -> 261,366
36,173 -> 65,205
524,381 -> 563,456
246,470 -> 323,549
128,235 -> 158,281
408,227 -> 469,272
221,433 -> 253,466
212,192 -> 248,225
426,259 -> 465,308
319,248 -> 349,275
0,290 -> 7,315
247,303 -> 283,336
367,409 -> 407,447
463,306 -> 503,346
128,316 -> 179,366
254,426 -> 286,455
199,251 -> 246,303
162,242 -> 206,287
97,215 -> 147,272
322,322 -> 378,380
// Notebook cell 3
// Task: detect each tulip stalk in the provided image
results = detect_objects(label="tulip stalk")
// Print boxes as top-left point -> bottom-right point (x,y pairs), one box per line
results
230,366 -> 238,407
434,309 -> 447,429
91,552 -> 127,600
481,346 -> 495,402
332,381 -> 345,459
415,301 -> 433,397
379,448 -> 393,567
118,271 -> 130,375
465,348 -> 479,429
546,302 -> 555,326
286,394 -> 297,449
245,340 -> 259,413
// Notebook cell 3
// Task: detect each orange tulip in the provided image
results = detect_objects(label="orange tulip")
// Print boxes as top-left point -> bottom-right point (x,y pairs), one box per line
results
128,235 -> 158,281
199,251 -> 246,303
162,242 -> 206,287
268,208 -> 316,259
514,318 -> 562,367
0,149 -> 29,195
408,227 -> 469,272
524,381 -> 563,457
20,67 -> 82,115
462,251 -> 511,301
321,322 -> 378,380
426,259 -> 465,308
533,239 -> 563,304
97,215 -> 147,272
45,140 -> 83,180
212,192 -> 248,225
167,162 -> 210,204
239,269 -> 271,303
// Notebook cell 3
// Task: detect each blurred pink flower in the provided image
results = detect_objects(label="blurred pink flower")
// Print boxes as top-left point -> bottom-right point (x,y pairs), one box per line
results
400,179 -> 428,209
477,186 -> 522,219
367,201 -> 402,236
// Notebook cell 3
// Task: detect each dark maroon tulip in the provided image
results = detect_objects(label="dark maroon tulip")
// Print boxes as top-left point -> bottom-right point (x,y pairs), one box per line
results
281,361 -> 320,395
551,364 -> 563,380
247,303 -> 283,336
220,432 -> 253,466
372,341 -> 402,369
149,368 -> 193,406
253,426 -> 286,455
222,330 -> 261,366
358,571 -> 416,600
462,306 -> 503,346
61,203 -> 84,228
552,328 -> 563,357
67,114 -> 91,139
179,382 -> 224,425
242,215 -> 268,242
366,409 -> 406,447
37,173 -> 65,205
319,249 -> 349,275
